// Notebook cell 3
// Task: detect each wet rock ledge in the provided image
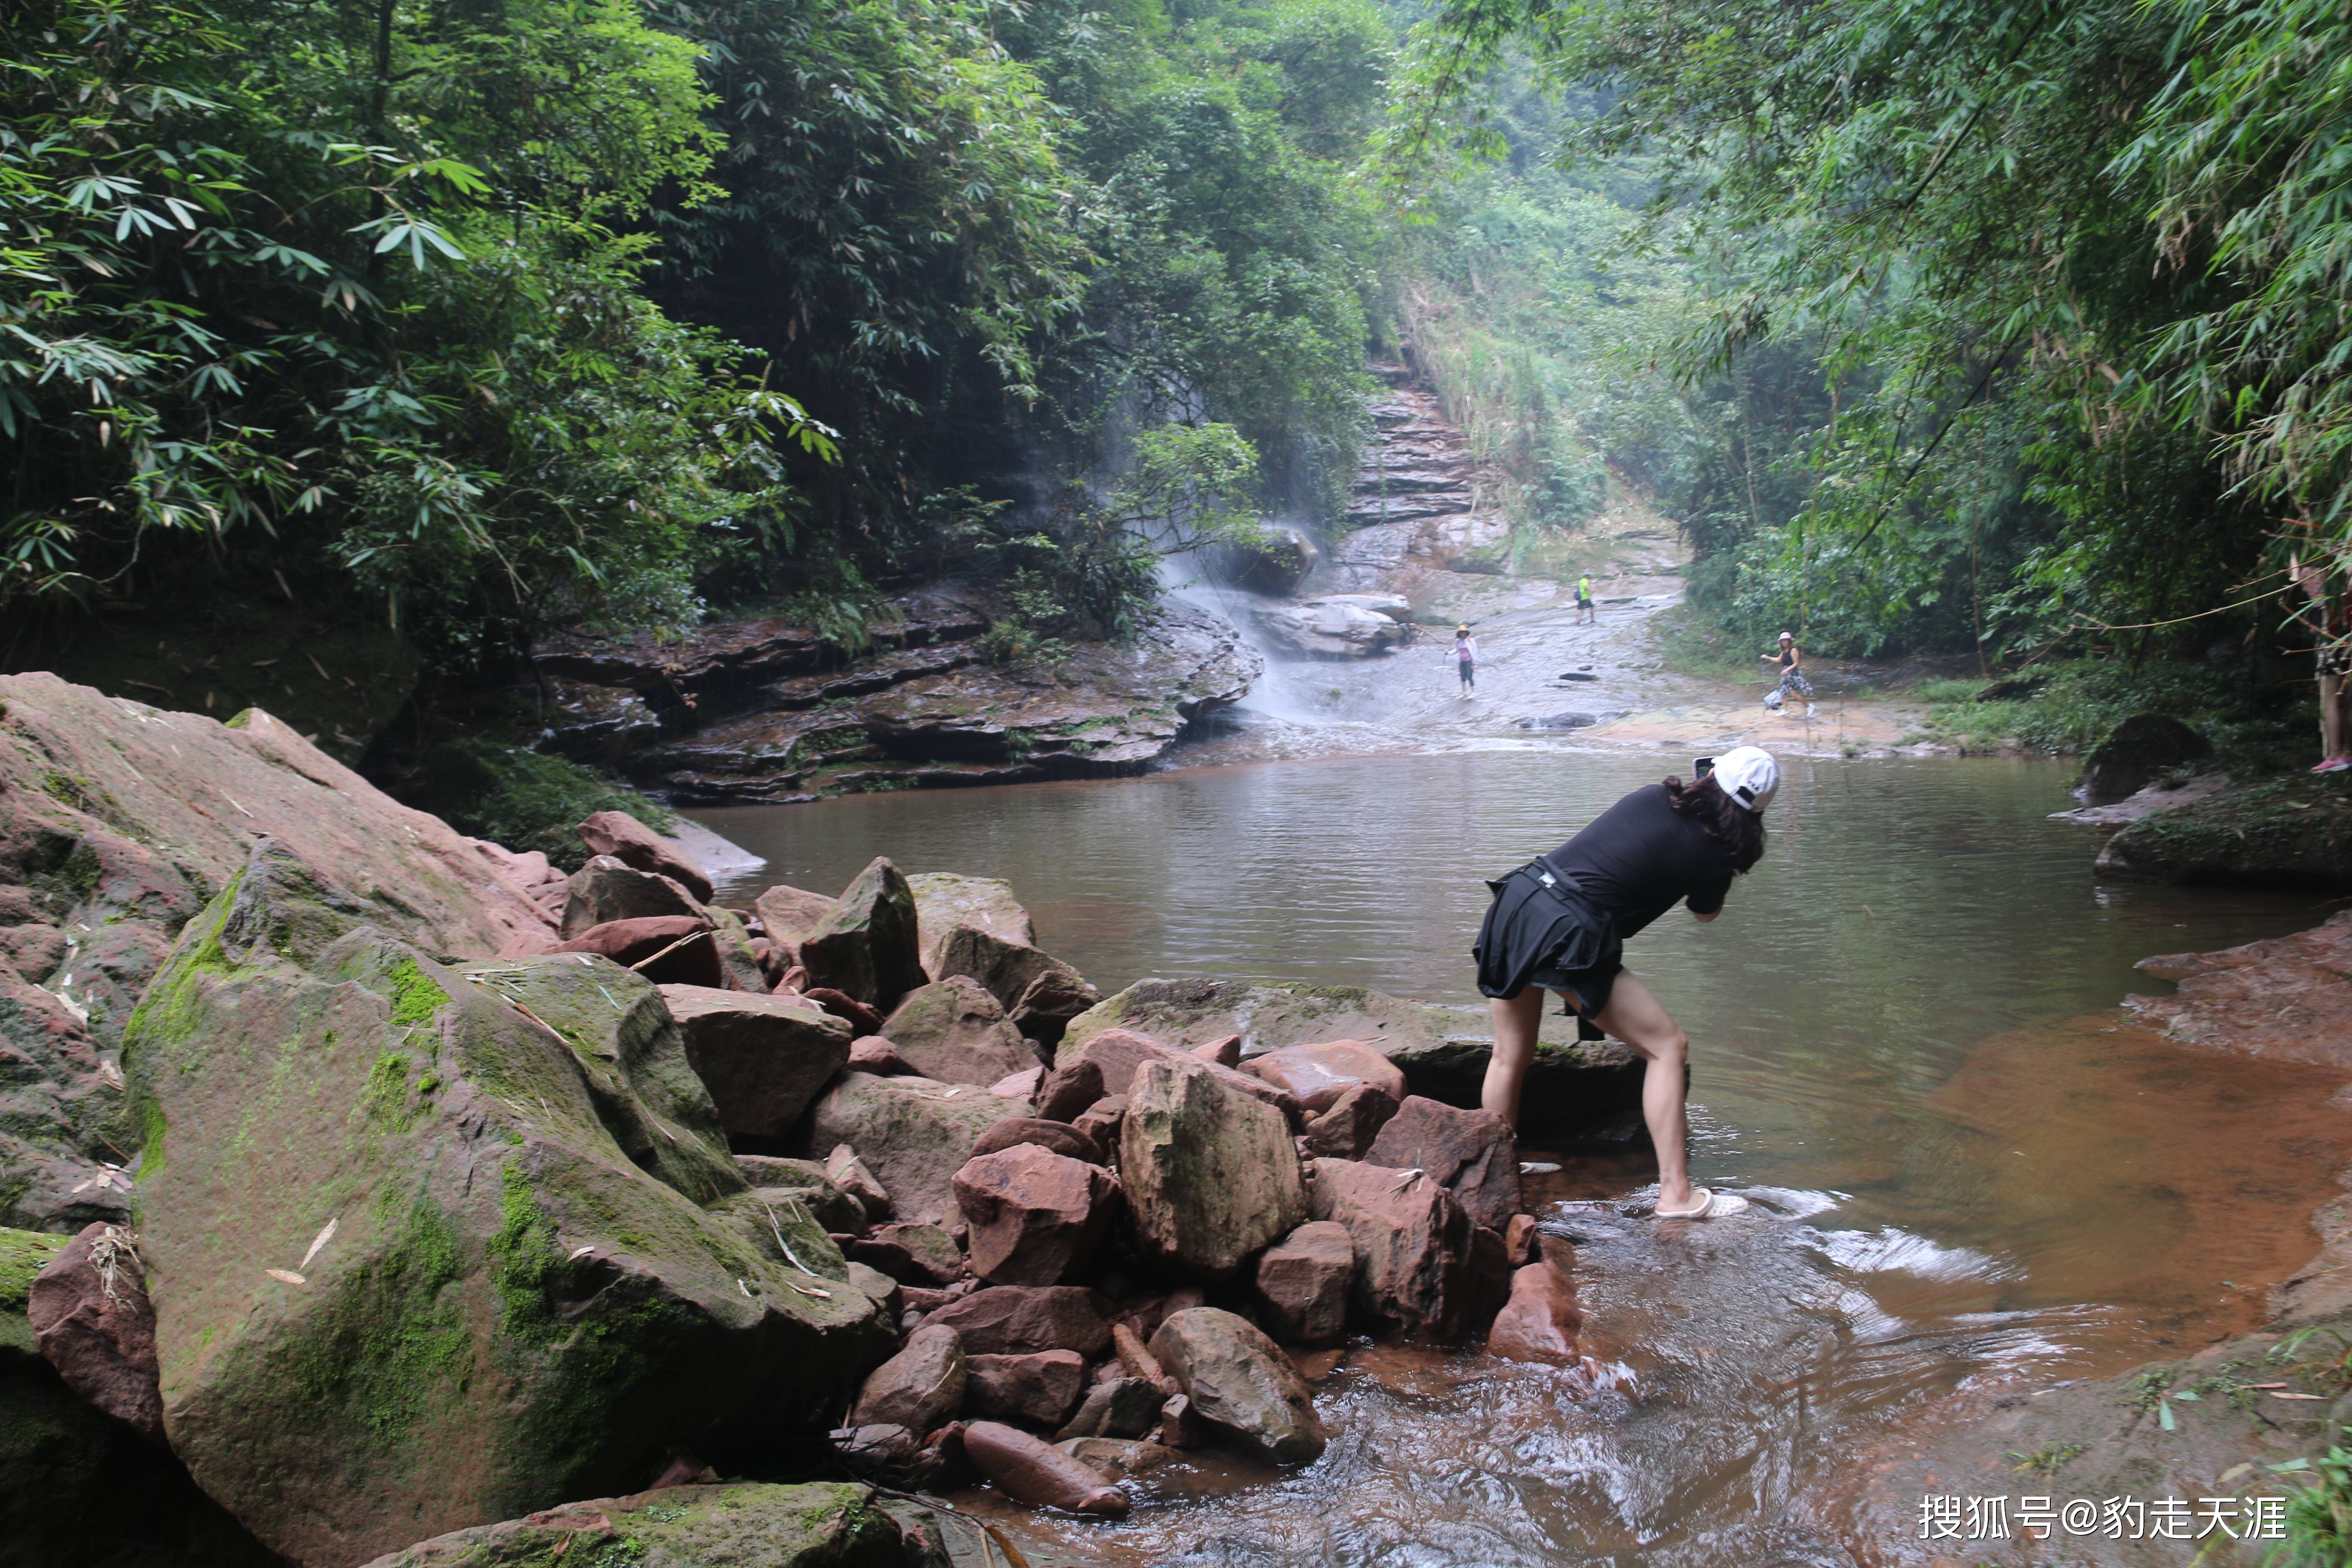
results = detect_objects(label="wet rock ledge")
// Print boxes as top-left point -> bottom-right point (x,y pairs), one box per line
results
532,585 -> 1262,805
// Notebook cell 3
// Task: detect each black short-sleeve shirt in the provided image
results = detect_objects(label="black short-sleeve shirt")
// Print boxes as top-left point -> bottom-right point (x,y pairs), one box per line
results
1542,784 -> 1735,937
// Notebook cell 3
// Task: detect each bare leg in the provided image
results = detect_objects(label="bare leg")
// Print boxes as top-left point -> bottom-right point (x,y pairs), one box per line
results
1590,974 -> 1694,1211
2322,671 -> 2346,761
1483,988 -> 1544,1126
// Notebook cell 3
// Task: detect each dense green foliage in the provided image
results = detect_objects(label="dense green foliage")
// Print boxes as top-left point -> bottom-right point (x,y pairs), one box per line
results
1396,0 -> 2352,664
3,0 -> 829,665
1,0 -> 1396,682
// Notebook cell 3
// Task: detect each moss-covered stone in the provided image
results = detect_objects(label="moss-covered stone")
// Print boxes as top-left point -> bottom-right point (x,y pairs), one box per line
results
358,1480 -> 930,1568
124,841 -> 891,1568
2097,770 -> 2352,891
0,1227 -> 66,1354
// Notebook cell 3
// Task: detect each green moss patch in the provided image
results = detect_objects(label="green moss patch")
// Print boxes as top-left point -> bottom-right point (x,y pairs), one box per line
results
0,1228 -> 67,1316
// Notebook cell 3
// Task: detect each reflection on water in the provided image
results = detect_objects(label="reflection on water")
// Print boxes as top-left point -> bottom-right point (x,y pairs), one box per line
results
692,752 -> 2349,1564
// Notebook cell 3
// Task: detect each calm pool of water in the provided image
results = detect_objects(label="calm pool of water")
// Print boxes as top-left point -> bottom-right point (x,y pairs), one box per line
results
692,750 -> 2346,1565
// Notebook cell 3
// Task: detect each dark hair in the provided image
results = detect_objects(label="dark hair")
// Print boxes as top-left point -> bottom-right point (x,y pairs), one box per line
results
1663,774 -> 1766,873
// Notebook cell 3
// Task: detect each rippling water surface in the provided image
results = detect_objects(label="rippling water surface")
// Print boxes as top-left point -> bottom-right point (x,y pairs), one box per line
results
694,751 -> 2349,1565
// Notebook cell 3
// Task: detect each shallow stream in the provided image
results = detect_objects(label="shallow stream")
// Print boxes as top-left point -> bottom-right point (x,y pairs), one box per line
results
696,750 -> 2349,1565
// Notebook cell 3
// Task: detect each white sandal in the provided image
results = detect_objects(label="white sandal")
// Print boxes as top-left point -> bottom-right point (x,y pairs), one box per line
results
1655,1188 -> 1749,1220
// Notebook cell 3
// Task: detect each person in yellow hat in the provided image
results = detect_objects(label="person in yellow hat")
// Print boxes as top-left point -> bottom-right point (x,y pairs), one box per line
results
1452,624 -> 1478,695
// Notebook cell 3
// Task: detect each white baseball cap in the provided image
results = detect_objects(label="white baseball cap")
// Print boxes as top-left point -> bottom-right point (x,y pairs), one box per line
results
1712,746 -> 1779,812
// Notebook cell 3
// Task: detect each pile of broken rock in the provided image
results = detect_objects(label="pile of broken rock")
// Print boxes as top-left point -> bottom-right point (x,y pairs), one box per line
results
711,851 -> 1593,1516
1,675 -> 1592,1567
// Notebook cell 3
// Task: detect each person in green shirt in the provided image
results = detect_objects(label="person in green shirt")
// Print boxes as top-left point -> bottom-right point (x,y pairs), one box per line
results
1574,573 -> 1595,625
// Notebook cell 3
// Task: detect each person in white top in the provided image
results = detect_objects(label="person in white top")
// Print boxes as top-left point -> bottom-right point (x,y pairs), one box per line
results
1454,625 -> 1478,695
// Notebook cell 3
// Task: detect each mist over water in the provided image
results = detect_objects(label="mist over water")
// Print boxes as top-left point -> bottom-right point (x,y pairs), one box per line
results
695,751 -> 2346,1564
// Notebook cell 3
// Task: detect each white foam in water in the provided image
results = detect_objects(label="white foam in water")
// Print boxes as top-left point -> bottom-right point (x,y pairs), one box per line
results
1805,1226 -> 2021,1285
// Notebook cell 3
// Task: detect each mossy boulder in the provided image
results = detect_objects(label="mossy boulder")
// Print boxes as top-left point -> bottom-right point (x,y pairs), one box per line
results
2077,712 -> 2213,804
2096,771 -> 2352,891
358,1480 -> 937,1568
0,672 -> 560,1230
123,840 -> 891,1567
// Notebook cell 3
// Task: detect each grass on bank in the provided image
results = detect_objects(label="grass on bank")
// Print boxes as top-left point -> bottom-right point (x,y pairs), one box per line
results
1909,660 -> 2312,770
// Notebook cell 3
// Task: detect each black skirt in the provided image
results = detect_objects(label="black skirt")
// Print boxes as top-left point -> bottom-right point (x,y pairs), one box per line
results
1472,860 -> 1624,1017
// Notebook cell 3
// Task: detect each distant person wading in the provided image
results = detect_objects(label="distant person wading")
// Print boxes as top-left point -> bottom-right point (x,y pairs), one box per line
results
1473,747 -> 1780,1219
1455,625 -> 1478,695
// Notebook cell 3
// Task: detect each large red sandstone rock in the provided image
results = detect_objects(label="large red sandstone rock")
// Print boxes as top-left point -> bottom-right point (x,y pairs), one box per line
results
952,1145 -> 1120,1286
930,925 -> 1101,1045
658,984 -> 852,1141
27,1222 -> 163,1442
1121,1059 -> 1306,1280
1365,1095 -> 1522,1231
962,1421 -> 1129,1516
971,1116 -> 1103,1166
799,858 -> 925,1012
1243,1041 -> 1406,1115
1066,1029 -> 1301,1124
848,1035 -> 914,1075
1302,1081 -> 1400,1159
1486,1259 -> 1581,1365
882,976 -> 1038,1086
558,856 -> 701,939
1253,1220 -> 1354,1346
1035,1057 -> 1106,1123
0,676 -> 557,1229
551,916 -> 722,988
848,1323 -> 967,1435
801,1072 -> 1019,1227
918,1286 -> 1115,1358
964,1349 -> 1088,1427
574,810 -> 713,903
1148,1308 -> 1326,1465
1308,1158 -> 1475,1340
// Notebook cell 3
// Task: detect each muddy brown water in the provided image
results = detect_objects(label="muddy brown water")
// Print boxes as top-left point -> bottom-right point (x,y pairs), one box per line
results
695,751 -> 2349,1565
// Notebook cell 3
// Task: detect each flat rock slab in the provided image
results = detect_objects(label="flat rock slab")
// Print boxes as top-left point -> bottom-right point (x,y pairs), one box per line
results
918,1286 -> 1115,1358
801,1072 -> 1023,1228
1244,1041 -> 1406,1114
359,1481 -> 915,1568
659,984 -> 853,1140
